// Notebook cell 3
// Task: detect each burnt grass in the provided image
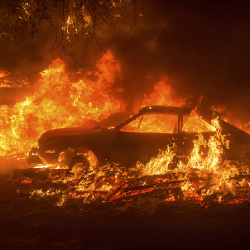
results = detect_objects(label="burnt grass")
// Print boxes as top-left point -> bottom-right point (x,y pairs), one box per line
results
1,173 -> 250,250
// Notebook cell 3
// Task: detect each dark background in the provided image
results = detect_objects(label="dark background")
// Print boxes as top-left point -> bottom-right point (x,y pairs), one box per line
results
106,1 -> 250,120
0,1 -> 250,121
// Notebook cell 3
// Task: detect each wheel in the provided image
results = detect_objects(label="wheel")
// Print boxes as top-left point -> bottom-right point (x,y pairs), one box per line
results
66,155 -> 90,177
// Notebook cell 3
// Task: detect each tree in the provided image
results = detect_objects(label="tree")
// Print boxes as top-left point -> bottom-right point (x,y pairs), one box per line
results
0,0 -> 135,64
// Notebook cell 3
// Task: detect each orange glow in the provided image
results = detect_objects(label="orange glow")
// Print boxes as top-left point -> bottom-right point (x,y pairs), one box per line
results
137,116 -> 243,203
142,77 -> 188,107
0,51 -> 123,156
122,79 -> 189,133
121,114 -> 178,133
183,109 -> 216,133
214,105 -> 250,134
53,115 -> 250,205
0,70 -> 10,78
5,52 -> 250,206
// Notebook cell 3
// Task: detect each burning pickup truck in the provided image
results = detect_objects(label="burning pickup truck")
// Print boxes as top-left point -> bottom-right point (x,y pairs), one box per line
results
27,105 -> 250,174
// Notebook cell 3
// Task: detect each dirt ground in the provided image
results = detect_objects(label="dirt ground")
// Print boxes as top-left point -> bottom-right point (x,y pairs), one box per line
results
1,172 -> 250,250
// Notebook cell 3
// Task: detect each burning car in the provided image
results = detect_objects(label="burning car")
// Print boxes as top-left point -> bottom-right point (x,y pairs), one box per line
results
27,105 -> 250,174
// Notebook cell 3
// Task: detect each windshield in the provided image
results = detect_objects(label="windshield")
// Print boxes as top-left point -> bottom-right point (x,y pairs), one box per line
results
120,113 -> 178,133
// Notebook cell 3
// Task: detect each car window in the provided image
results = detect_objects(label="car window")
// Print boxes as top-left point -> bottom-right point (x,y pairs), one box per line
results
182,115 -> 216,133
120,114 -> 178,133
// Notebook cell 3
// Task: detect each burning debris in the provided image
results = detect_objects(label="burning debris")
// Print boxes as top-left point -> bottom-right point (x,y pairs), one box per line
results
0,51 -> 124,157
0,70 -> 30,89
0,50 -> 250,209
1,3 -> 250,250
12,106 -> 250,207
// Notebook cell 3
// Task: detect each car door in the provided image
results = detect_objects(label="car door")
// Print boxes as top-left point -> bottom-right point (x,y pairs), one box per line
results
109,113 -> 184,164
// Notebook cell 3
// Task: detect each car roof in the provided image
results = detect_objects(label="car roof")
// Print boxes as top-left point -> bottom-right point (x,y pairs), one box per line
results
115,105 -> 219,130
115,106 -> 195,130
138,106 -> 193,115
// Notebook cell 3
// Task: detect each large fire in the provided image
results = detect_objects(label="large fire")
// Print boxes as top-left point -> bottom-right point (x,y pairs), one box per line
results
2,51 -> 250,207
0,51 -> 123,156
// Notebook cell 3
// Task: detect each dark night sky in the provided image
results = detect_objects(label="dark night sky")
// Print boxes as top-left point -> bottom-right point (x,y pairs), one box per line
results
1,1 -> 250,121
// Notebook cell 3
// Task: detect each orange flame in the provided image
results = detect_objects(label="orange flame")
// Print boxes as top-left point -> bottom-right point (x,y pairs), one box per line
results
142,77 -> 188,107
0,51 -> 123,156
7,53 -> 250,205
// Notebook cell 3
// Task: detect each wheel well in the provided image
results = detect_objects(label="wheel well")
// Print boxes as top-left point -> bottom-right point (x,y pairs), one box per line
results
58,147 -> 98,168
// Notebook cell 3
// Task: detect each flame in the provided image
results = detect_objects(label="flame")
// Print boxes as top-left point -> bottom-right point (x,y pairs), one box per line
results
138,146 -> 176,176
122,78 -> 190,133
0,51 -> 123,156
0,71 -> 10,78
6,53 -> 250,206
49,115 -> 249,205
0,70 -> 30,88
135,115 -> 244,203
26,114 -> 250,206
214,105 -> 250,134
142,77 -> 188,107
121,113 -> 179,133
183,108 -> 216,133
61,3 -> 93,40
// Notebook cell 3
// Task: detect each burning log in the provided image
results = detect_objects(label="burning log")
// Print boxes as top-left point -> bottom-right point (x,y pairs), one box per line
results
4,51 -> 250,207
12,165 -> 187,205
11,159 -> 250,206
13,168 -> 68,193
109,182 -> 184,203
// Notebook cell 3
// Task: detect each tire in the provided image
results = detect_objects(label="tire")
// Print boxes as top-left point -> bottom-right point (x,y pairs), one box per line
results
66,155 -> 90,176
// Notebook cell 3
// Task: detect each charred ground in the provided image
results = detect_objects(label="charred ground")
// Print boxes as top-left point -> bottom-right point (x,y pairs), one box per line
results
1,173 -> 250,250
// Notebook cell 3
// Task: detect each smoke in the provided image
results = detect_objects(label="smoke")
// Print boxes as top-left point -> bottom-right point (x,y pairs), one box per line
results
102,1 -> 250,115
1,1 -> 250,120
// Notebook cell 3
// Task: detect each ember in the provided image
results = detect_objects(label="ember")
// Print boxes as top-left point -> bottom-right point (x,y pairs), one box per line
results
1,51 -> 249,207
12,104 -> 250,207
2,2 -> 250,249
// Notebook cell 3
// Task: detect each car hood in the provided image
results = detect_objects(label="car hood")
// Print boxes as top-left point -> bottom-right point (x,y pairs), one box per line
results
38,126 -> 108,143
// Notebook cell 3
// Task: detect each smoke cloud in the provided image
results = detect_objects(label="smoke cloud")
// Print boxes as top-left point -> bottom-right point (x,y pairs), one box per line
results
1,1 -> 250,122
